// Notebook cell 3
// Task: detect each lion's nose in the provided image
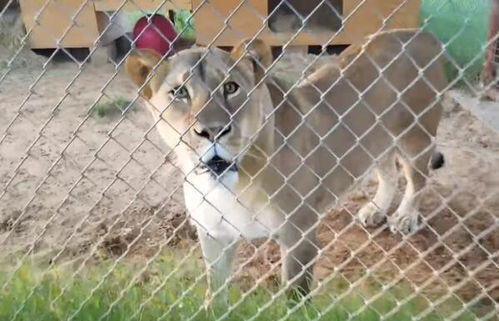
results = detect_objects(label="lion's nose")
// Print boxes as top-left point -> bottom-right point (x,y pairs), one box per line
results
193,125 -> 231,141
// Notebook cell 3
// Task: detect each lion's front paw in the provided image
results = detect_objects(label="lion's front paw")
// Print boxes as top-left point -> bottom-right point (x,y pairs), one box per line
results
388,210 -> 419,234
357,202 -> 386,227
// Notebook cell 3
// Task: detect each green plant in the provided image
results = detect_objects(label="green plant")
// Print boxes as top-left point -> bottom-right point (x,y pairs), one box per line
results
174,10 -> 196,39
90,97 -> 132,118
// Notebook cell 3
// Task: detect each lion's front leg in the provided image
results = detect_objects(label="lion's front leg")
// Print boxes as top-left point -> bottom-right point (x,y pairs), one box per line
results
198,229 -> 239,308
277,208 -> 320,303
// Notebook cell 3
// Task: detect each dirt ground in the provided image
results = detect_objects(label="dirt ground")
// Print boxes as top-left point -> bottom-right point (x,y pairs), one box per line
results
0,38 -> 498,318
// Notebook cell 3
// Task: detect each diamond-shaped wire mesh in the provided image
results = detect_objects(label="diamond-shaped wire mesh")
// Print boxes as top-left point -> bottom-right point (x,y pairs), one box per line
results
0,0 -> 498,320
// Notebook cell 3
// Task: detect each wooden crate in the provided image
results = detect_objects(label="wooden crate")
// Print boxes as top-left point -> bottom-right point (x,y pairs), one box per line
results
192,0 -> 421,46
19,0 -> 419,49
19,0 -> 100,49
19,0 -> 191,49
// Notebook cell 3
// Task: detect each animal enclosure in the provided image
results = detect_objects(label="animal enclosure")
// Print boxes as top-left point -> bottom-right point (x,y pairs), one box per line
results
17,0 -> 419,48
0,1 -> 498,321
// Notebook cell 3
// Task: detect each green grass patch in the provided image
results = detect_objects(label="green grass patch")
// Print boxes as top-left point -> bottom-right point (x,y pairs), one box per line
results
0,251 -> 481,321
90,97 -> 132,118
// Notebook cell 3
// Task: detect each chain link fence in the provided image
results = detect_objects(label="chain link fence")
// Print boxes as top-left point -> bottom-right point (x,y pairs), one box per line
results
0,0 -> 498,320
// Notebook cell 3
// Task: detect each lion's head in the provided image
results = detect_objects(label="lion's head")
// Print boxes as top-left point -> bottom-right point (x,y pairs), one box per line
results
125,40 -> 275,186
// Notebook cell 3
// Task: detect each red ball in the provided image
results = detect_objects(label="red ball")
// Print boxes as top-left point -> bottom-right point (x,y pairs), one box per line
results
133,14 -> 177,56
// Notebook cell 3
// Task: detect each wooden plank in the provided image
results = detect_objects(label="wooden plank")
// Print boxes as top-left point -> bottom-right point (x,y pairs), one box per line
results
193,0 -> 420,46
334,0 -> 420,43
93,0 -> 191,11
191,0 -> 266,46
19,0 -> 100,48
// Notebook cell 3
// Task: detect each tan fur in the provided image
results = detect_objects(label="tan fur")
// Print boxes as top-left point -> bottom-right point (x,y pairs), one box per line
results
125,48 -> 168,99
125,29 -> 448,305
230,38 -> 273,83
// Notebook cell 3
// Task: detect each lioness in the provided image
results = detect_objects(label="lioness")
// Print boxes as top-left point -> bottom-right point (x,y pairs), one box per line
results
125,29 -> 447,305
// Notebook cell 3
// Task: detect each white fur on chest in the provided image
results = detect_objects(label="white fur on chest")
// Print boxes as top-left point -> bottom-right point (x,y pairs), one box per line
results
183,171 -> 275,240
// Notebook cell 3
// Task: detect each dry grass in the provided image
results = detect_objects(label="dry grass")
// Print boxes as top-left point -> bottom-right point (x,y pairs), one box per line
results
0,8 -> 43,69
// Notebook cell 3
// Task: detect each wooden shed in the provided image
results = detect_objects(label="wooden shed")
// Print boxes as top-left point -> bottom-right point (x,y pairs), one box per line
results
18,0 -> 420,50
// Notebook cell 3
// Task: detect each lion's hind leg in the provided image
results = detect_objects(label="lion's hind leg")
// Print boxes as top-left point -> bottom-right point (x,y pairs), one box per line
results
358,154 -> 398,227
389,147 -> 433,234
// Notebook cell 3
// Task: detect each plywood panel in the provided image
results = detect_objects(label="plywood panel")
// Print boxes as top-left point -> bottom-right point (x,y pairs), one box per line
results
192,0 -> 266,46
93,0 -> 191,11
193,0 -> 420,46
19,0 -> 100,48
335,0 -> 420,44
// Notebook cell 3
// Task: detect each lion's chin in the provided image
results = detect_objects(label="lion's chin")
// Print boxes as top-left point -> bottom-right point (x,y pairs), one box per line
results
193,165 -> 239,192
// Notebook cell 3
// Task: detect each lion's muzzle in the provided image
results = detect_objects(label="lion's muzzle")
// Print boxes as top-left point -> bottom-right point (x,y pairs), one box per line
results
201,155 -> 238,176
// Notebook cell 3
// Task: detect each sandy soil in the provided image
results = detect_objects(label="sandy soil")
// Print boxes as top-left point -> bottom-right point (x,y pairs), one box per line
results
0,43 -> 498,318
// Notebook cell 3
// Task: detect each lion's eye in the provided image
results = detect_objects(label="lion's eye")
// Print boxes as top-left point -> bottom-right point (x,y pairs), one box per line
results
223,81 -> 240,96
170,86 -> 189,100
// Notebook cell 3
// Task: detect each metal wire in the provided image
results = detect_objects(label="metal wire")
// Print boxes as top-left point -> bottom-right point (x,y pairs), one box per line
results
0,0 -> 498,320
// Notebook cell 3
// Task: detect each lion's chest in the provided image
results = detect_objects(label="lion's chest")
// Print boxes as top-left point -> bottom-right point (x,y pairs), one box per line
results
183,172 -> 275,240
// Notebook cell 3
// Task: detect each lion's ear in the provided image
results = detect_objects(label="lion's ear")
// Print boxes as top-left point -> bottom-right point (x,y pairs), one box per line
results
125,49 -> 166,100
230,38 -> 272,83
